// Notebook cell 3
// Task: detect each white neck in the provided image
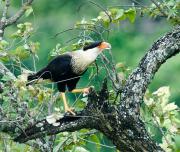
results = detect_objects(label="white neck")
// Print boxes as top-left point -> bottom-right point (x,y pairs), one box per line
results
71,47 -> 101,74
83,47 -> 101,61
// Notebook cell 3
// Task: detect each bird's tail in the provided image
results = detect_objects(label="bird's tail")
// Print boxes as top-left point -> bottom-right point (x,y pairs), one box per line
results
28,74 -> 38,81
26,73 -> 39,86
26,67 -> 50,86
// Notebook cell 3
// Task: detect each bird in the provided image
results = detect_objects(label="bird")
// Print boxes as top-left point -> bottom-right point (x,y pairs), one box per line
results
27,41 -> 111,115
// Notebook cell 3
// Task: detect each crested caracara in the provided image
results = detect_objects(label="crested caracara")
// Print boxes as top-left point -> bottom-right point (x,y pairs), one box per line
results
27,41 -> 111,114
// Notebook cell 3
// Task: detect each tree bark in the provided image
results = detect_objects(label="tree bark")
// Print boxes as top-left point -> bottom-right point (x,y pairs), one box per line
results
14,26 -> 180,152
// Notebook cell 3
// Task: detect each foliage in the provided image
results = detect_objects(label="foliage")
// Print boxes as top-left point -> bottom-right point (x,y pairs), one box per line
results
143,87 -> 180,152
142,0 -> 180,24
0,22 -> 39,64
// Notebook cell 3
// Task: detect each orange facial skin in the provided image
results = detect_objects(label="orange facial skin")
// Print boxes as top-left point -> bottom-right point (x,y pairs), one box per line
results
98,42 -> 111,50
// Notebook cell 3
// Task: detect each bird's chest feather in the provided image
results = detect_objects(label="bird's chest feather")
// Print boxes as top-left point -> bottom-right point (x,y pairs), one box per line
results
71,51 -> 98,74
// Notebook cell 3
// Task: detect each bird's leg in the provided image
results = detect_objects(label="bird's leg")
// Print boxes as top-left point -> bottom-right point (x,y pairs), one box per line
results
60,92 -> 75,115
71,86 -> 94,95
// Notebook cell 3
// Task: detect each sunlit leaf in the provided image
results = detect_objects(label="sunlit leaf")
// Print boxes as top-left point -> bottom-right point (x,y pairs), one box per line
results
115,9 -> 124,20
163,102 -> 178,113
10,46 -> 30,59
73,146 -> 90,152
0,40 -> 9,50
125,8 -> 136,23
1,75 -> 12,81
25,6 -> 33,17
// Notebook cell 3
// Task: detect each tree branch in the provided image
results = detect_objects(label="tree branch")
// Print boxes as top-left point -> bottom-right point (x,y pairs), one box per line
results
5,0 -> 34,27
14,86 -> 106,142
0,62 -> 16,80
119,25 -> 180,115
150,0 -> 167,17
0,0 -> 34,39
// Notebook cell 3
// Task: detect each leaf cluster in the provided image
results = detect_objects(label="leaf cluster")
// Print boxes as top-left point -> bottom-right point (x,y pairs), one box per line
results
142,87 -> 180,152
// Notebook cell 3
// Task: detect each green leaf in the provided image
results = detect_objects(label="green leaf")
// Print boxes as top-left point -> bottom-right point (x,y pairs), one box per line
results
89,134 -> 99,144
99,11 -> 110,22
10,46 -> 30,59
25,6 -> 33,17
73,146 -> 89,152
17,23 -> 24,29
37,91 -> 45,102
0,56 -> 10,62
115,9 -> 124,20
75,99 -> 86,111
0,40 -> 9,48
1,75 -> 12,81
89,134 -> 101,152
29,41 -> 40,54
102,20 -> 110,28
125,8 -> 136,23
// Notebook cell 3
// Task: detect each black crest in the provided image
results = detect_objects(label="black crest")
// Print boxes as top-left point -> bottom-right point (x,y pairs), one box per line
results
83,41 -> 102,51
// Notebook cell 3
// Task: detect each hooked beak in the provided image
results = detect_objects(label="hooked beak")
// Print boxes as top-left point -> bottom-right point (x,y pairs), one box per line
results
106,42 -> 111,50
99,42 -> 111,50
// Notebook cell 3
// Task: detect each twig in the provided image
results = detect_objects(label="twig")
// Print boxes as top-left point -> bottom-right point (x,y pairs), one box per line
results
150,0 -> 167,16
130,0 -> 146,7
88,0 -> 112,22
78,136 -> 116,149
152,113 -> 170,145
52,27 -> 74,38
100,55 -> 119,91
5,0 -> 34,27
2,0 -> 10,21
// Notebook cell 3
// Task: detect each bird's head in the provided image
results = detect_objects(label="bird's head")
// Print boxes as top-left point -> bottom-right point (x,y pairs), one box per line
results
83,41 -> 111,52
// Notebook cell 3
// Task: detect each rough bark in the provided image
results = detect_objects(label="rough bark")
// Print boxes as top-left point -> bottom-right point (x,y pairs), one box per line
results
14,26 -> 180,152
0,62 -> 16,80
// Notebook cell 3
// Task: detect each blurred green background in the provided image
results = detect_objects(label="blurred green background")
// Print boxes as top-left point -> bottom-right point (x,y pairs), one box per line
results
1,0 -> 180,151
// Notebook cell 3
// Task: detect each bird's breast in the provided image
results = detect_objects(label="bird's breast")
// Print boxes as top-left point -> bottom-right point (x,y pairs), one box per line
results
70,51 -> 97,74
71,56 -> 90,74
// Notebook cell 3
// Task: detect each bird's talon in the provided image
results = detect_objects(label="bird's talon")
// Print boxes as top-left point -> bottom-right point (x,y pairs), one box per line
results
83,86 -> 94,97
83,88 -> 90,94
89,86 -> 95,90
83,86 -> 94,94
65,107 -> 75,115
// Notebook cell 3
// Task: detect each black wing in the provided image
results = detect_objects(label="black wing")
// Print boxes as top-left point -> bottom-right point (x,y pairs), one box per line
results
48,54 -> 82,92
46,54 -> 72,81
27,54 -> 72,83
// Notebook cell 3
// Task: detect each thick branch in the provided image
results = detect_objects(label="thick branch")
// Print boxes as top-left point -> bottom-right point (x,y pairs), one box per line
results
14,114 -> 90,142
119,25 -> 180,115
0,62 -> 16,80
